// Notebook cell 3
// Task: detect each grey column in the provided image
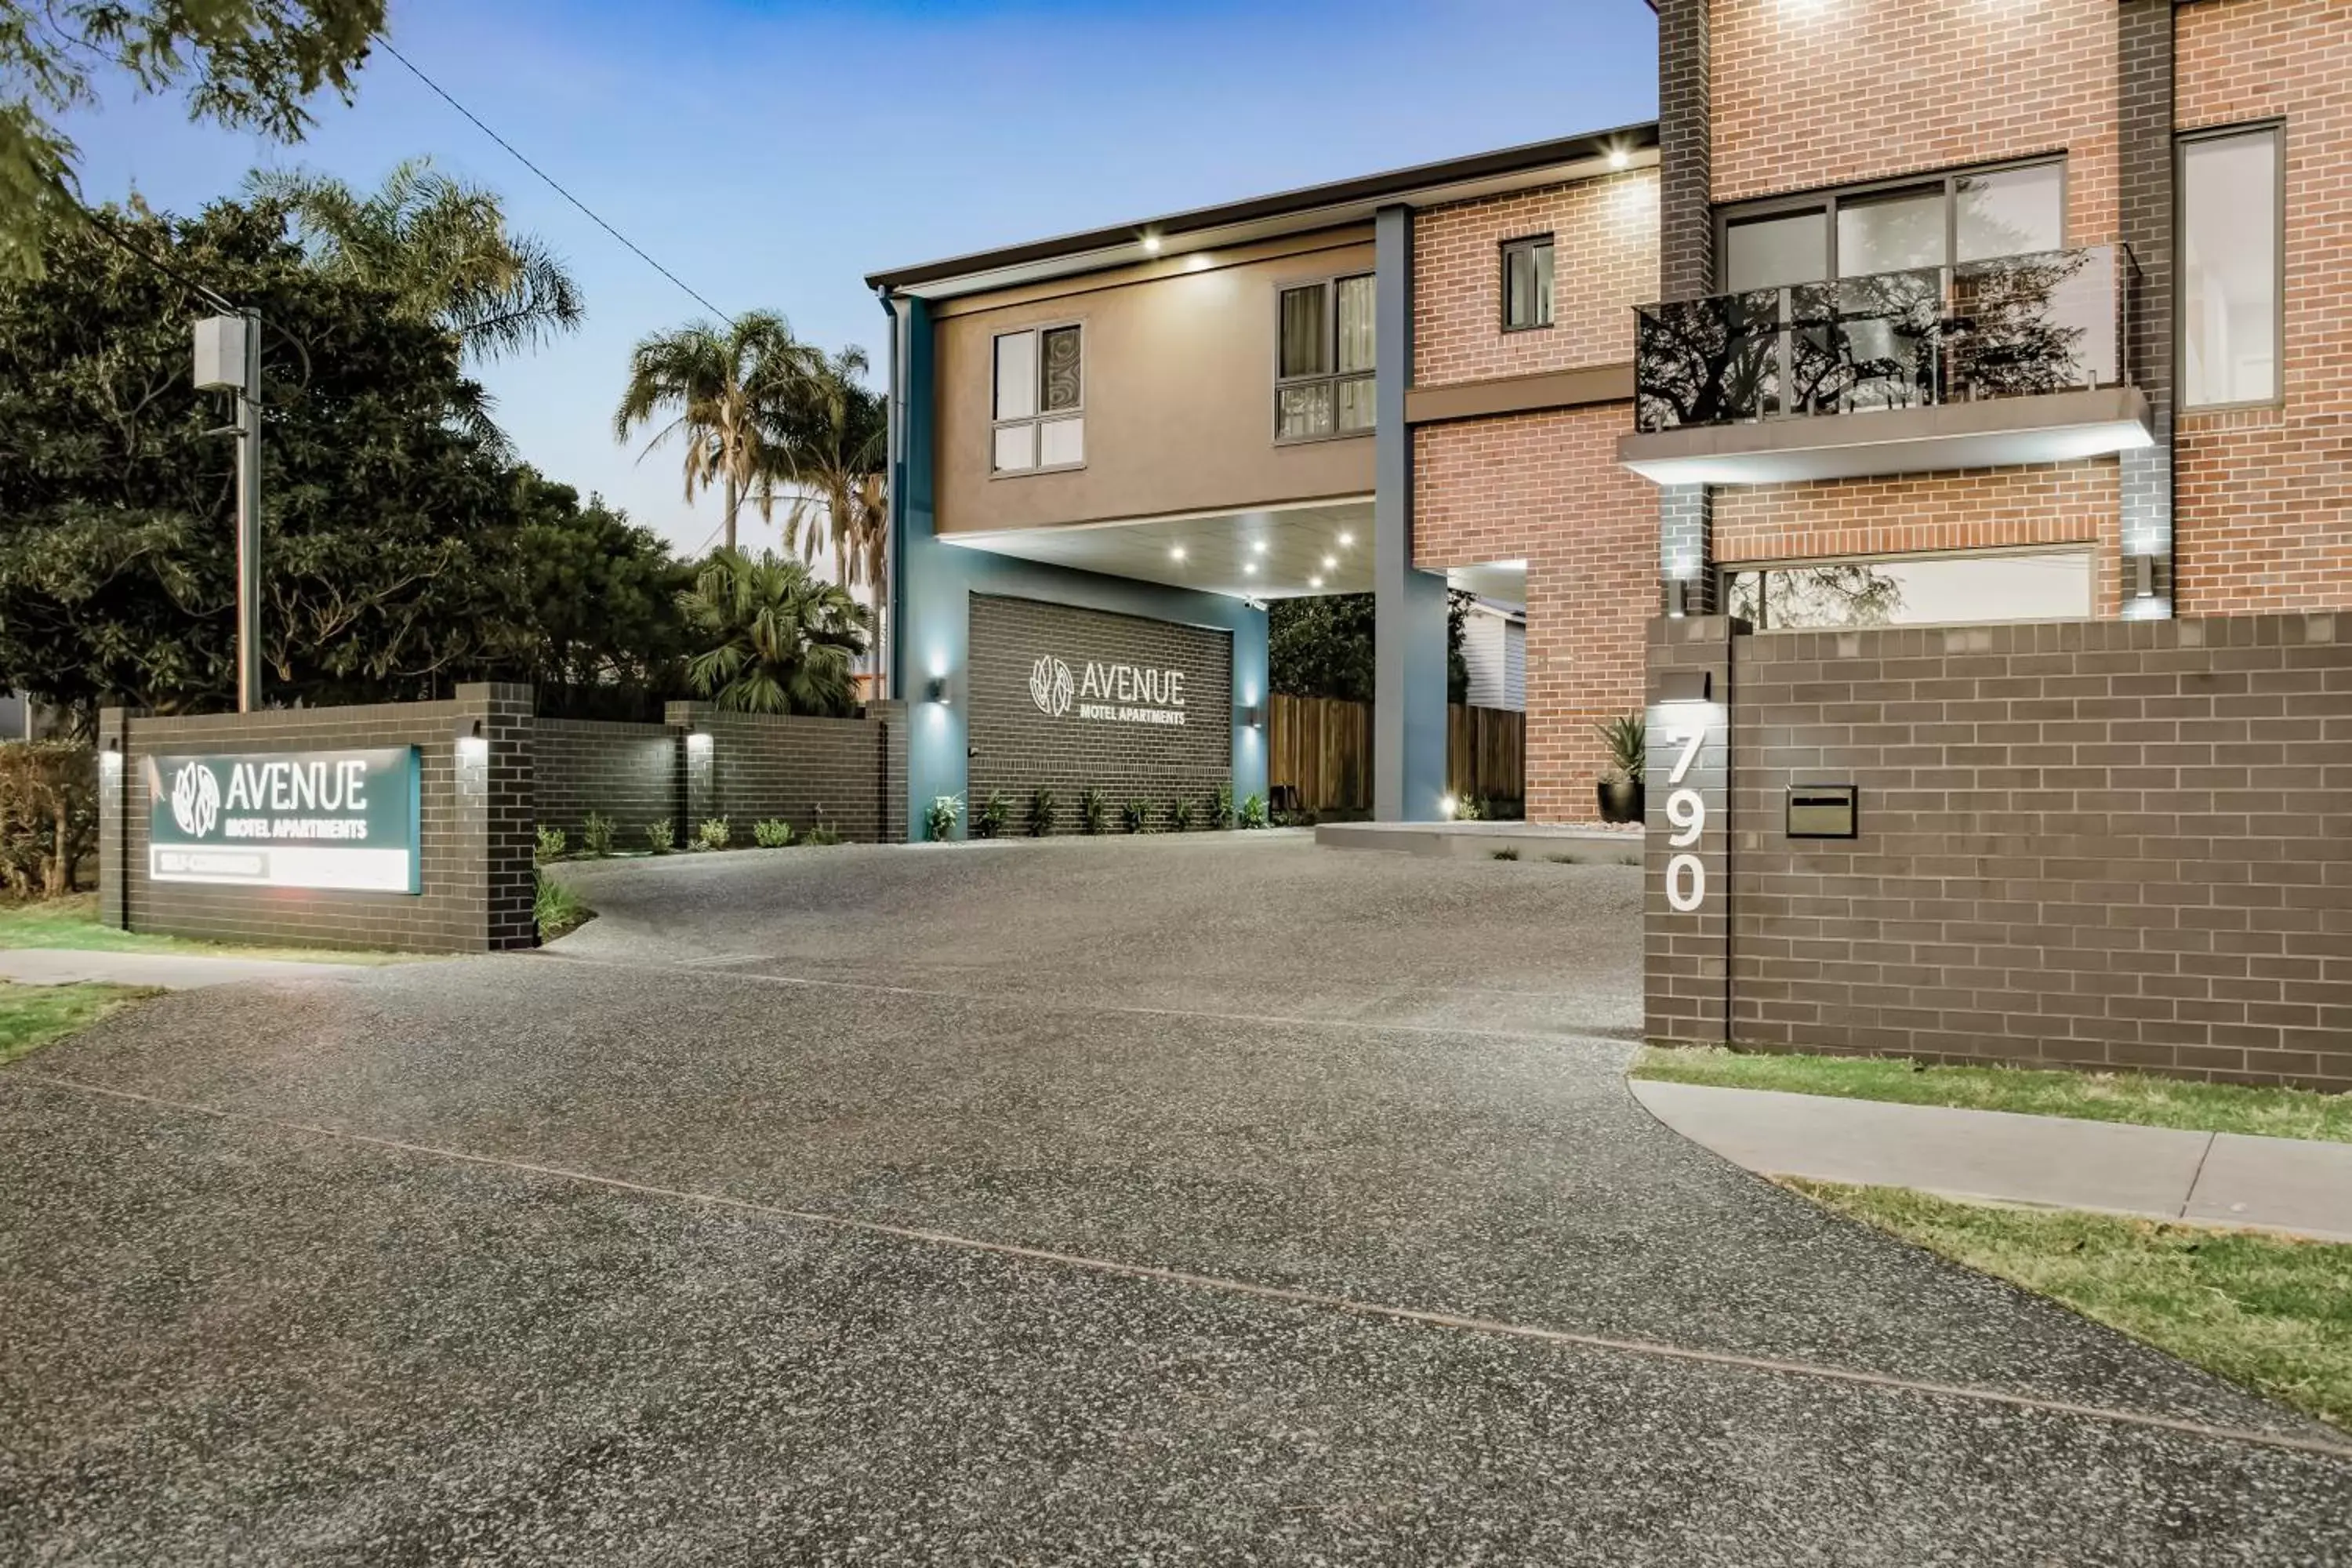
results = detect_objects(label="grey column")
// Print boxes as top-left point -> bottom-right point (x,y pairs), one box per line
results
96,706 -> 129,931
1373,202 -> 1446,822
1656,0 -> 1718,616
2118,0 -> 2175,616
1643,615 -> 1737,1045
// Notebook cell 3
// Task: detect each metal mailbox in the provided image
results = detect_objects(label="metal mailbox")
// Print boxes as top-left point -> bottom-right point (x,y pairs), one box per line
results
1786,784 -> 1859,840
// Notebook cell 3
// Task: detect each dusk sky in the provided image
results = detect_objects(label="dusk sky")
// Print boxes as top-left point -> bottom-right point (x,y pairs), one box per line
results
60,0 -> 1661,557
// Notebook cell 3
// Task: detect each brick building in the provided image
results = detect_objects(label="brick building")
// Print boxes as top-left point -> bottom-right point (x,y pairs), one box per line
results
870,0 -> 2350,838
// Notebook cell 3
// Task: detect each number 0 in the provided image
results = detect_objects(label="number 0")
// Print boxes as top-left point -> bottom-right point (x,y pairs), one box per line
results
1666,853 -> 1705,913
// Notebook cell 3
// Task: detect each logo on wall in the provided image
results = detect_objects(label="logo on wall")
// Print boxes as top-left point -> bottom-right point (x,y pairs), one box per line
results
1029,655 -> 1075,717
168,762 -> 220,839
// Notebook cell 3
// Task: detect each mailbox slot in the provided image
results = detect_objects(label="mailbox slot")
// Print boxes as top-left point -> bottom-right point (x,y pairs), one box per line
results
1786,784 -> 1858,840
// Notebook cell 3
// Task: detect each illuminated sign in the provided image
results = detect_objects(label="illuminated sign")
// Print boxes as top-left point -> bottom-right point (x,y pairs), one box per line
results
1029,654 -> 1188,726
144,747 -> 421,893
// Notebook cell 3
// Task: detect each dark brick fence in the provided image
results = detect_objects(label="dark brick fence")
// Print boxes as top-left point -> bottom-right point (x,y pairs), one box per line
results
1646,612 -> 2352,1091
100,688 -> 908,953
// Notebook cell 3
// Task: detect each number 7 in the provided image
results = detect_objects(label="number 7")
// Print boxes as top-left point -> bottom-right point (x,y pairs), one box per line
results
1664,726 -> 1705,786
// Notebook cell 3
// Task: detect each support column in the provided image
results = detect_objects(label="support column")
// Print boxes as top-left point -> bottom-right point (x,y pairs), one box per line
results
2118,0 -> 2176,618
453,682 -> 536,952
887,292 -> 965,839
1644,616 -> 1737,1045
1655,0 -> 1719,618
96,706 -> 130,930
1373,203 -> 1446,822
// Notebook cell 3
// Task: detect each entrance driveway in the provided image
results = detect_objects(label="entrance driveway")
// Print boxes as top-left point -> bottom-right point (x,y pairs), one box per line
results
3,836 -> 2347,1563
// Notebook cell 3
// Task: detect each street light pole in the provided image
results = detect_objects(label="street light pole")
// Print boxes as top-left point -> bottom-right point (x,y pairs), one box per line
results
234,308 -> 262,714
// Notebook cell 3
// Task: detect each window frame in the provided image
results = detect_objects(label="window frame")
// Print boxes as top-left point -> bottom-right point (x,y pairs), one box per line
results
1714,154 -> 2071,290
1500,233 -> 1555,332
1271,271 -> 1377,445
989,320 -> 1087,478
1715,543 -> 2098,633
2176,120 -> 2287,415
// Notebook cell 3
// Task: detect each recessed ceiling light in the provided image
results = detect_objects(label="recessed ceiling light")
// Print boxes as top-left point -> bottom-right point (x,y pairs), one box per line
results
1250,539 -> 1268,555
1169,546 -> 1187,561
1322,555 -> 1338,570
1309,575 -> 1324,589
1337,532 -> 1355,547
1243,562 -> 1258,575
1608,148 -> 1630,171
1142,232 -> 1163,254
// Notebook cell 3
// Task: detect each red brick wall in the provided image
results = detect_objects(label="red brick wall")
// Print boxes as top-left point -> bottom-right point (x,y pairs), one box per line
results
1710,0 -> 2118,249
1714,461 -> 2125,615
2174,0 -> 2352,614
1414,405 -> 1654,821
1413,169 -> 1659,387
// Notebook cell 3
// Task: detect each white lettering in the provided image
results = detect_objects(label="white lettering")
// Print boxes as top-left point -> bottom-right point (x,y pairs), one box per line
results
1666,853 -> 1706,913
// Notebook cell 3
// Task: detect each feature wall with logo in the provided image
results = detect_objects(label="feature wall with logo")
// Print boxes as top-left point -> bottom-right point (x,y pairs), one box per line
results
968,593 -> 1233,825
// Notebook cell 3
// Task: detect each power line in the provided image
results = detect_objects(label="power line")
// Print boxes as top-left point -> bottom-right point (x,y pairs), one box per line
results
372,34 -> 729,321
81,209 -> 241,315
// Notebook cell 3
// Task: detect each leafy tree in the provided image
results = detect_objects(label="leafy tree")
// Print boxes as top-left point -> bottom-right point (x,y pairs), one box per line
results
246,157 -> 583,361
1269,590 -> 1471,703
2,0 -> 381,278
780,347 -> 887,661
614,310 -> 825,553
676,548 -> 868,717
515,474 -> 693,715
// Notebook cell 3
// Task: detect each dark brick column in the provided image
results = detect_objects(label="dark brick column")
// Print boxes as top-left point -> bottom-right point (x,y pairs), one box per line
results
96,706 -> 131,930
454,682 -> 537,951
1644,615 -> 1739,1044
869,699 -> 910,843
1655,0 -> 1718,619
2118,0 -> 2176,614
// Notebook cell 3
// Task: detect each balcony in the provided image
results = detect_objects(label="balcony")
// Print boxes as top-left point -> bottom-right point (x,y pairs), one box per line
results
1618,246 -> 2152,485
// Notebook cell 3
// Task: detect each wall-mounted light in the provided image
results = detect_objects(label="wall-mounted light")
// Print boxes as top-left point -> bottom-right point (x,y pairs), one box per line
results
2128,553 -> 2158,600
1666,579 -> 1693,619
454,717 -> 488,764
1658,670 -> 1712,706
924,675 -> 950,705
1141,231 -> 1163,255
1237,703 -> 1264,731
1439,793 -> 1459,820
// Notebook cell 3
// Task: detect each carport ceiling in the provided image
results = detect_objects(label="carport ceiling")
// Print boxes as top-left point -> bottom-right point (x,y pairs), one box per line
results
942,499 -> 1374,600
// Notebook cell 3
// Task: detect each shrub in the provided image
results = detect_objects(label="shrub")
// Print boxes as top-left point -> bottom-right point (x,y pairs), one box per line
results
1238,793 -> 1269,829
1212,780 -> 1235,829
1030,786 -> 1059,837
1121,798 -> 1156,834
0,742 -> 95,898
1596,713 -> 1648,782
580,811 -> 615,858
1491,848 -> 1520,862
753,818 -> 795,848
975,791 -> 1012,840
534,824 -> 568,864
805,822 -> 842,846
1170,797 -> 1197,833
645,818 -> 675,854
1078,786 -> 1110,835
533,871 -> 590,940
1452,794 -> 1485,822
925,794 -> 963,841
697,817 -> 731,851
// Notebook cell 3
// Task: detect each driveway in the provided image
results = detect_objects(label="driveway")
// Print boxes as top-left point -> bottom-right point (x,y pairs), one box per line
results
2,835 -> 2347,1564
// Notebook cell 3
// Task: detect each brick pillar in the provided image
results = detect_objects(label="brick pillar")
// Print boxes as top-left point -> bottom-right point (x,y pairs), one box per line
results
455,682 -> 536,951
2118,0 -> 2175,617
1645,615 -> 1738,1044
667,702 -> 718,833
1656,0 -> 1718,619
96,706 -> 131,931
1660,485 -> 1718,616
869,699 -> 910,843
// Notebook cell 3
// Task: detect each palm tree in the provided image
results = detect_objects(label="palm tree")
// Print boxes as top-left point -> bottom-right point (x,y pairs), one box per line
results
781,348 -> 890,682
614,310 -> 823,554
247,158 -> 585,361
677,548 -> 869,716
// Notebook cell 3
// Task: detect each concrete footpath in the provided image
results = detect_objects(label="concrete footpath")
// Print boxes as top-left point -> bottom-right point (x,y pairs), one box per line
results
0,949 -> 382,990
1632,1079 -> 2352,1244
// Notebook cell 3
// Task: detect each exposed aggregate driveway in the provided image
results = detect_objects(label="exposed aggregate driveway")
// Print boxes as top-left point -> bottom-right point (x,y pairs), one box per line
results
3,834 -> 2348,1565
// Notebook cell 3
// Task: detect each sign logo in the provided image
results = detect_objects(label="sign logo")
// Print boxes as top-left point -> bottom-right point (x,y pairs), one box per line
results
1029,655 -> 1075,717
168,762 -> 220,839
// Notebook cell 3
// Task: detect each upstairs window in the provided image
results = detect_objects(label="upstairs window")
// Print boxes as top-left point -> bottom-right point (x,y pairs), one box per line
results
1502,235 -> 1554,330
1276,274 -> 1375,441
1720,159 -> 2065,290
2180,125 -> 2281,408
993,323 -> 1083,474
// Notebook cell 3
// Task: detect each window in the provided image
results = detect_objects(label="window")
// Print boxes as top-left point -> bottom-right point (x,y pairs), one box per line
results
1719,158 -> 2064,289
992,323 -> 1083,474
2180,126 -> 2281,408
1721,549 -> 2094,631
1276,274 -> 1375,441
1502,235 -> 1554,330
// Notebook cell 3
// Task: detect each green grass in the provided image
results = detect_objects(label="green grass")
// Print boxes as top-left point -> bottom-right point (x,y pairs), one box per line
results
0,894 -> 409,964
1790,1180 -> 2352,1432
534,873 -> 593,941
0,980 -> 159,1066
1635,1044 -> 2352,1146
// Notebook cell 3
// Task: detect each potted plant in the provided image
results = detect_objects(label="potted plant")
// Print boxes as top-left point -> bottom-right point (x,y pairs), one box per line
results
1595,713 -> 1646,825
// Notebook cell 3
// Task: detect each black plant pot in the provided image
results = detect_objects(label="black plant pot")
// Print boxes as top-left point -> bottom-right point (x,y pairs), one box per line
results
1596,779 -> 1645,826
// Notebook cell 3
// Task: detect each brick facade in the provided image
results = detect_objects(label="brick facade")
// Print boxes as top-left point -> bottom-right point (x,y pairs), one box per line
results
1646,612 -> 2352,1092
1414,405 -> 1654,821
1411,169 -> 1658,387
535,718 -> 678,844
966,594 -> 1233,832
2174,0 -> 2352,614
672,702 -> 907,845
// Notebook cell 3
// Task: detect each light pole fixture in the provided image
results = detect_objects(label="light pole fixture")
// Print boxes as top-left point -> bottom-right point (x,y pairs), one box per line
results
194,310 -> 263,713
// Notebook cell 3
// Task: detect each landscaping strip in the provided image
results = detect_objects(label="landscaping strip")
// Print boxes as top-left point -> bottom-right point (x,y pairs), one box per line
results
0,980 -> 159,1066
1635,1044 -> 2352,1146
1788,1179 -> 2352,1435
0,895 -> 411,965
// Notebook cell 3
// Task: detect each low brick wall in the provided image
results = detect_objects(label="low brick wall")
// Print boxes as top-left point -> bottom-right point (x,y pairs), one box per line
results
535,718 -> 677,844
673,701 -> 907,844
1646,612 -> 2352,1091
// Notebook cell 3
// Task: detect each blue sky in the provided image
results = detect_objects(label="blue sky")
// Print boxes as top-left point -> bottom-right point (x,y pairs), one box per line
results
60,0 -> 1659,556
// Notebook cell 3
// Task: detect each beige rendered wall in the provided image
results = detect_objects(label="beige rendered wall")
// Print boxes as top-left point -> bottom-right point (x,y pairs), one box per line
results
932,231 -> 1376,535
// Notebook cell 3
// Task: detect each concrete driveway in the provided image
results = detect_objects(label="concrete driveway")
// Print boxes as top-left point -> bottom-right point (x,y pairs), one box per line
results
2,835 -> 2347,1564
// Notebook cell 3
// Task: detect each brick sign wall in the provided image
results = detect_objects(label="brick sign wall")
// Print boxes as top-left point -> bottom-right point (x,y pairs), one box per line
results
967,593 -> 1232,828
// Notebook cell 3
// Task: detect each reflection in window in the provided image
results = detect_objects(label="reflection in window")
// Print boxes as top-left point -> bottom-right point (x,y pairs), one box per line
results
2181,128 -> 2280,408
1503,235 -> 1554,329
1722,550 -> 2093,630
992,324 -> 1083,474
1956,163 -> 2064,263
1726,210 -> 1828,291
1276,274 -> 1376,440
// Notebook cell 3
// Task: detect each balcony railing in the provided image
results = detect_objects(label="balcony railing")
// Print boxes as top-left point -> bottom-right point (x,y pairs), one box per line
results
1633,246 -> 2129,435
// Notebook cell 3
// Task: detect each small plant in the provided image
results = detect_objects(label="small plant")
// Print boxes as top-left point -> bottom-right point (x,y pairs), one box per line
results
1548,854 -> 1581,865
1452,794 -> 1486,822
1170,797 -> 1197,833
1237,792 -> 1269,829
1491,848 -> 1521,862
1212,780 -> 1236,829
533,870 -> 590,940
925,793 -> 963,841
975,791 -> 1012,840
806,821 -> 843,847
1079,786 -> 1111,835
534,824 -> 568,864
753,818 -> 796,848
697,817 -> 731,851
1030,786 -> 1059,837
644,818 -> 675,855
1121,798 -> 1156,834
580,811 -> 615,858
1596,713 -> 1648,782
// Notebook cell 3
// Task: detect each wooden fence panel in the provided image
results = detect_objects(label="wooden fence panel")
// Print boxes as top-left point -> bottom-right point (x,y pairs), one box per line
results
1267,696 -> 1523,813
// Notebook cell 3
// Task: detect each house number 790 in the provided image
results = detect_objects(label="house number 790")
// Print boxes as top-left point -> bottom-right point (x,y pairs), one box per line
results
1662,723 -> 1706,914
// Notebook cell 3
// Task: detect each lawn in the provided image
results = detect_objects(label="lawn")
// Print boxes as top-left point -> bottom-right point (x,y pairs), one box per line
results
1635,1044 -> 2352,1146
0,980 -> 159,1066
0,895 -> 411,964
1792,1180 -> 2352,1433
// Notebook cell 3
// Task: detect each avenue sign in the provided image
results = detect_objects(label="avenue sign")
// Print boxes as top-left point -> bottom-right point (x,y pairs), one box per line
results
144,747 -> 421,893
1029,655 -> 1189,726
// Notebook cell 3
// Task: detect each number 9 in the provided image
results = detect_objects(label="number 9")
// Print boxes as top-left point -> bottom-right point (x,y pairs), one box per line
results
1666,787 -> 1706,848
